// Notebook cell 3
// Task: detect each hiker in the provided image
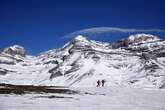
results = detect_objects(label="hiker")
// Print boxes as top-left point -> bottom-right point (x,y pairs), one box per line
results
97,80 -> 101,87
101,79 -> 105,87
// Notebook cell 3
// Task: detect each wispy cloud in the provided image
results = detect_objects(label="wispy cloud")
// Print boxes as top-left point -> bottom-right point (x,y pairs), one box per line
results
81,27 -> 165,33
62,27 -> 165,39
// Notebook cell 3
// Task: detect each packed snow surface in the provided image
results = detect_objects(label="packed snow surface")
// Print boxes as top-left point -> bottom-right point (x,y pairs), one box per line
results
0,87 -> 165,110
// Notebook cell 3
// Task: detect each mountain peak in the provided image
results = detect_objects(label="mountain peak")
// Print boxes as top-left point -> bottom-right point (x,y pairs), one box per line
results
70,35 -> 90,47
3,45 -> 26,57
74,35 -> 88,41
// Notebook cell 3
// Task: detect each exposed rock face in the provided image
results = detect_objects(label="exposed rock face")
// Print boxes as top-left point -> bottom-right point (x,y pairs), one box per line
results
112,34 -> 161,49
3,45 -> 26,57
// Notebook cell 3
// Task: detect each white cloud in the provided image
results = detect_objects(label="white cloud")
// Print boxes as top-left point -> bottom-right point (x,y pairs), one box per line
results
62,27 -> 165,39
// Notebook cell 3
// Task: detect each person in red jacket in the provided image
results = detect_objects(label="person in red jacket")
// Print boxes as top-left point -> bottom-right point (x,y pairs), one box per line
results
96,80 -> 101,87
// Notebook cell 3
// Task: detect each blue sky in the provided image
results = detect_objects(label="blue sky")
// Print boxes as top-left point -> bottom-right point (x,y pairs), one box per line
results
0,0 -> 165,55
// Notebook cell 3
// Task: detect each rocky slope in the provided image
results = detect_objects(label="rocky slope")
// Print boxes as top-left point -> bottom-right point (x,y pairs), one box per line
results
0,34 -> 165,88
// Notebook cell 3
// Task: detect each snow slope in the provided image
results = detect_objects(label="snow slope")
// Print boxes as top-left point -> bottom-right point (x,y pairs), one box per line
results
0,34 -> 165,88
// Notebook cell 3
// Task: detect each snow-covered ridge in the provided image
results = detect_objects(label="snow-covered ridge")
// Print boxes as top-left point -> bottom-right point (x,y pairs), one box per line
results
129,33 -> 160,40
0,34 -> 165,88
128,33 -> 160,43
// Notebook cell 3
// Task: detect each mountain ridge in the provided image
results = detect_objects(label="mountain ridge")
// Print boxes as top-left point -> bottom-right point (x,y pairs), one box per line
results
0,33 -> 165,88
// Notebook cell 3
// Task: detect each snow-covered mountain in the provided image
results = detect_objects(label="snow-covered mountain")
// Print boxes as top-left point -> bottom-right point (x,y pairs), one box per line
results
0,34 -> 165,88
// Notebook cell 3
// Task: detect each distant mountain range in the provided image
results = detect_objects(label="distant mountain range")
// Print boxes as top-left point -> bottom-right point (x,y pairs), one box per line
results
0,33 -> 165,88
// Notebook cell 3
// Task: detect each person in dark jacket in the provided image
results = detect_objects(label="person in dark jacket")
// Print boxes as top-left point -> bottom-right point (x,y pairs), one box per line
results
101,79 -> 106,87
